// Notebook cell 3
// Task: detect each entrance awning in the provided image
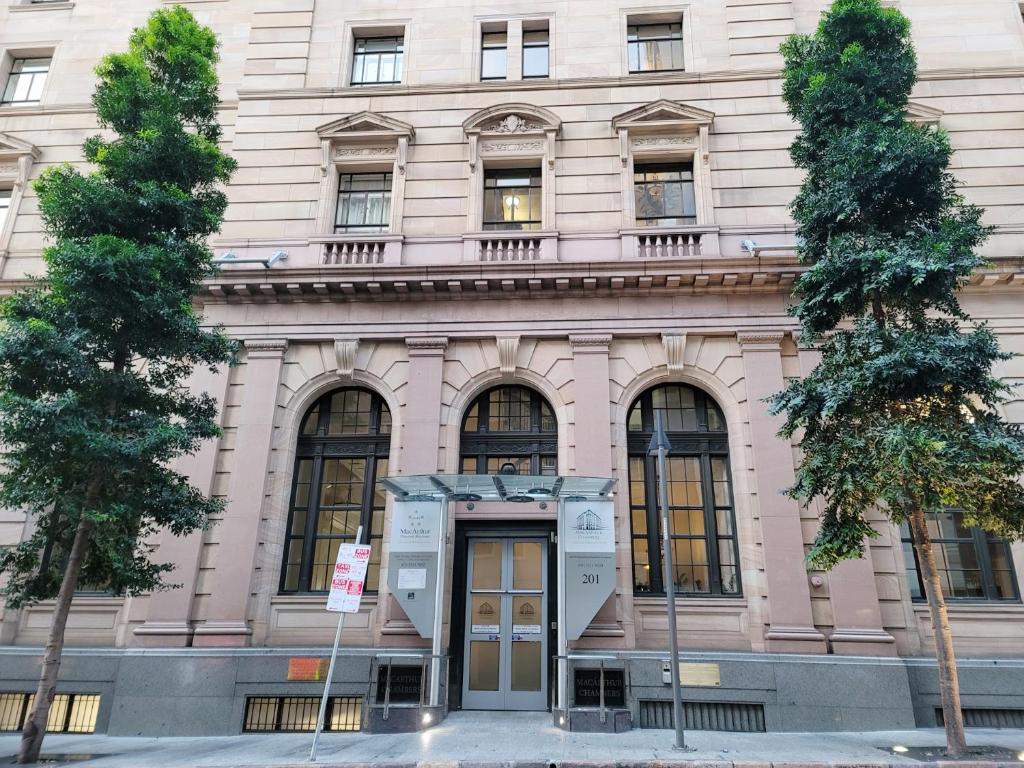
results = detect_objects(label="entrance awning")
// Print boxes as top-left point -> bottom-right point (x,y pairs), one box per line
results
380,474 -> 615,502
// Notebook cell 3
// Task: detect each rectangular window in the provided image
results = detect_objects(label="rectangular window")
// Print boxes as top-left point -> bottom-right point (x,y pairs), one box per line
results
634,163 -> 697,227
2,58 -> 51,105
0,190 -> 10,231
900,510 -> 1019,601
335,172 -> 392,234
481,29 -> 508,80
627,23 -> 684,73
522,27 -> 549,79
483,168 -> 542,231
0,693 -> 99,734
351,36 -> 403,86
243,696 -> 361,732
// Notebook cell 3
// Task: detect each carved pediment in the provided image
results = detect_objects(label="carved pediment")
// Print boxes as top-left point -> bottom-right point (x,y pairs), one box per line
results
463,103 -> 561,135
317,111 -> 415,141
0,133 -> 39,187
905,100 -> 943,125
612,99 -> 715,132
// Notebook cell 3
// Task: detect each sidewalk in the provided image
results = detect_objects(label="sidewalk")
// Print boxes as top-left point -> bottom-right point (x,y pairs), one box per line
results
1,712 -> 1022,768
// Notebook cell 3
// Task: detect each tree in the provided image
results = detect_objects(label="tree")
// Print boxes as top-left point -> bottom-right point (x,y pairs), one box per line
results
771,0 -> 1024,755
0,8 -> 235,763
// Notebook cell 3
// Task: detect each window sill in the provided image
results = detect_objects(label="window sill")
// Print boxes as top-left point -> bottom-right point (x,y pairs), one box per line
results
634,594 -> 745,605
911,600 -> 1022,611
273,593 -> 379,605
9,2 -> 73,11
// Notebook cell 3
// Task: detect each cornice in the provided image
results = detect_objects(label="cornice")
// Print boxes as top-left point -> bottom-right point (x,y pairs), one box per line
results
736,330 -> 786,349
243,338 -> 288,356
569,333 -> 612,352
406,336 -> 448,355
235,65 -> 1024,102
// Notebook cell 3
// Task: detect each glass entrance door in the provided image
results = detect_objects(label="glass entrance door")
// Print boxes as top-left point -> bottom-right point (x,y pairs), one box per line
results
462,537 -> 548,710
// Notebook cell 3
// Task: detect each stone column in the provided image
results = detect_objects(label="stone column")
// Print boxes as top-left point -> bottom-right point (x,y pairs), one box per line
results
737,331 -> 826,653
134,363 -> 231,646
794,336 -> 896,655
569,334 -> 620,635
193,339 -> 287,647
402,337 -> 448,473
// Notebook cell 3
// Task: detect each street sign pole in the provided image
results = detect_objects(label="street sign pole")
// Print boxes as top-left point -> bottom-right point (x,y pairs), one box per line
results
650,412 -> 687,751
310,525 -> 364,763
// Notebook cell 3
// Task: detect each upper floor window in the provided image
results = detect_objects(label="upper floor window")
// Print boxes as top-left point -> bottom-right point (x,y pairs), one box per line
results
634,163 -> 696,227
627,23 -> 683,73
481,29 -> 508,81
522,27 -> 550,79
483,168 -> 542,231
281,388 -> 391,595
0,190 -> 10,231
351,36 -> 403,86
460,385 -> 557,476
627,384 -> 739,596
2,58 -> 50,105
900,510 -> 1019,602
335,171 -> 392,234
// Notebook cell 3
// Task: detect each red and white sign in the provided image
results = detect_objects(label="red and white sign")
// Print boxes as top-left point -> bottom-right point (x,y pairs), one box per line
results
326,543 -> 372,613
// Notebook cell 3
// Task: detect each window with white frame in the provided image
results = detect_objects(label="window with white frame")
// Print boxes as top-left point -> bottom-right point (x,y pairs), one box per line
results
481,26 -> 508,81
634,163 -> 697,227
335,171 -> 392,234
522,24 -> 549,79
483,168 -> 542,231
351,36 -> 403,86
2,58 -> 51,105
627,22 -> 684,73
0,190 -> 10,232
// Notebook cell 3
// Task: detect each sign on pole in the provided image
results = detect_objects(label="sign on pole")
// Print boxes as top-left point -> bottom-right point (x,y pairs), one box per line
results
386,499 -> 443,637
326,543 -> 372,613
562,499 -> 616,640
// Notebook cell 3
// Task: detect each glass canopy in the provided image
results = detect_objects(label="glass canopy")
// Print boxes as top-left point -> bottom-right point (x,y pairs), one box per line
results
380,474 -> 615,502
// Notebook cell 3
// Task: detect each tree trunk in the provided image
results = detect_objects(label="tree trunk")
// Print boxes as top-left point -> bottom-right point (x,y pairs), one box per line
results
908,505 -> 967,756
18,517 -> 93,764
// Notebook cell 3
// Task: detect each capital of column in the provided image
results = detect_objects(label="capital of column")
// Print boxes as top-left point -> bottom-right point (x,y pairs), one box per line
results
406,336 -> 449,357
569,333 -> 612,353
736,330 -> 786,351
243,338 -> 288,358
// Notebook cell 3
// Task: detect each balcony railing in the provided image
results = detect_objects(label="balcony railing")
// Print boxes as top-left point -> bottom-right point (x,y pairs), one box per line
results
317,235 -> 403,266
463,232 -> 558,262
621,227 -> 720,259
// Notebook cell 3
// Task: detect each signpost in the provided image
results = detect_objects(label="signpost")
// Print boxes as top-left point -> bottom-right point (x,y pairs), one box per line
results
650,411 -> 688,751
309,526 -> 371,763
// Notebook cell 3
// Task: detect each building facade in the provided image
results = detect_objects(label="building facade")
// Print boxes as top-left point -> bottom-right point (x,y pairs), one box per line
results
0,0 -> 1023,737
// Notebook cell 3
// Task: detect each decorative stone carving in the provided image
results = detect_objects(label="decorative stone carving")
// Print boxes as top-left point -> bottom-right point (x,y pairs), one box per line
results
484,114 -> 543,133
662,334 -> 687,374
496,336 -> 520,376
243,338 -> 288,356
569,334 -> 612,351
632,136 -> 697,149
334,338 -> 359,379
736,331 -> 786,349
334,146 -> 394,158
406,336 -> 448,355
0,164 -> 18,176
481,141 -> 544,153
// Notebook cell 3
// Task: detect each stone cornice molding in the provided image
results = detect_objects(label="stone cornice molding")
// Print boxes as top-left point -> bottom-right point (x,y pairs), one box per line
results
334,338 -> 359,379
406,336 -> 448,356
736,331 -> 786,350
244,338 -> 288,357
569,334 -> 612,353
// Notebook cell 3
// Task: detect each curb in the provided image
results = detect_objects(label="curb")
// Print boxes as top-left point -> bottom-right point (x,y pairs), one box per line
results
245,761 -> 1024,768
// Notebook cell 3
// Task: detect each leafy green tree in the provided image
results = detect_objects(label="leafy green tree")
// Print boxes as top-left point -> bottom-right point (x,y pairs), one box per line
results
771,0 -> 1024,754
0,8 -> 235,762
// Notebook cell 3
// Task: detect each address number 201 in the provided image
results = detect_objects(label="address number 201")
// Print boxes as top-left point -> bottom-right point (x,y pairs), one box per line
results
581,573 -> 600,584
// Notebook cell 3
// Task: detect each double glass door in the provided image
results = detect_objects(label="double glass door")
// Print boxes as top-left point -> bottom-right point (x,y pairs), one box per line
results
462,537 -> 548,710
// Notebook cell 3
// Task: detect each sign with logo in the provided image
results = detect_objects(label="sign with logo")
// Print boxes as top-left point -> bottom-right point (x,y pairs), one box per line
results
326,543 -> 372,613
287,658 -> 329,681
385,499 -> 443,638
562,500 -> 616,640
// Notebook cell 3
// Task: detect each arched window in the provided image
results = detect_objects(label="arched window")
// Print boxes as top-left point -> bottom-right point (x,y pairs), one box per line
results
280,388 -> 391,594
627,384 -> 740,596
460,385 -> 557,475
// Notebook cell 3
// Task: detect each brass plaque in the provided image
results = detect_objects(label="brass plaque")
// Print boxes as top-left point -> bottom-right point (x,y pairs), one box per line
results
678,662 -> 721,687
287,657 -> 328,681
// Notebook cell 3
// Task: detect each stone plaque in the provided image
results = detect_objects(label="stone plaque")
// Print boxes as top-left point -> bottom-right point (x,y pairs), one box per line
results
573,668 -> 625,707
375,665 -> 423,704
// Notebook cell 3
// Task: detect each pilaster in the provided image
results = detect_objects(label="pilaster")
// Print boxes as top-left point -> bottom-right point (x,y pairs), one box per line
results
192,339 -> 287,647
737,331 -> 826,653
402,337 -> 448,473
794,334 -> 896,655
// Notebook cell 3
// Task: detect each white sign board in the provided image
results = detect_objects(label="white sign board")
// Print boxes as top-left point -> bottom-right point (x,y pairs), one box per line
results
326,543 -> 372,613
386,499 -> 444,637
562,500 -> 617,640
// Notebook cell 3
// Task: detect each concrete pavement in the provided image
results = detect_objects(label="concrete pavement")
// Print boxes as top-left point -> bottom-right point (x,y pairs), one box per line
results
2,712 -> 1023,767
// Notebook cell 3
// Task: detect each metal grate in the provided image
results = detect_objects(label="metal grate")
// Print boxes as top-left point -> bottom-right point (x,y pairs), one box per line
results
243,696 -> 361,732
0,693 -> 100,734
638,699 -> 765,732
936,707 -> 1024,729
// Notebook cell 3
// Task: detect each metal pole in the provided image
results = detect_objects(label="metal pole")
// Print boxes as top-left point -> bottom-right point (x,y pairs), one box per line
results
557,497 -> 567,719
429,496 -> 448,708
310,525 -> 363,763
654,412 -> 687,750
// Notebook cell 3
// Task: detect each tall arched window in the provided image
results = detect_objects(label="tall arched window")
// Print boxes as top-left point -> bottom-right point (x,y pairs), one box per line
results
627,384 -> 740,596
460,385 -> 557,475
280,388 -> 391,594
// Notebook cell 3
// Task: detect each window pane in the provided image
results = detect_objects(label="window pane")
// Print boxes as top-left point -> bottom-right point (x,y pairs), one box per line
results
523,45 -> 548,78
0,189 -> 10,232
352,37 -> 403,85
513,542 -> 543,590
471,542 -> 502,590
511,642 -> 542,691
632,538 -> 651,591
481,46 -> 507,80
469,641 -> 500,691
